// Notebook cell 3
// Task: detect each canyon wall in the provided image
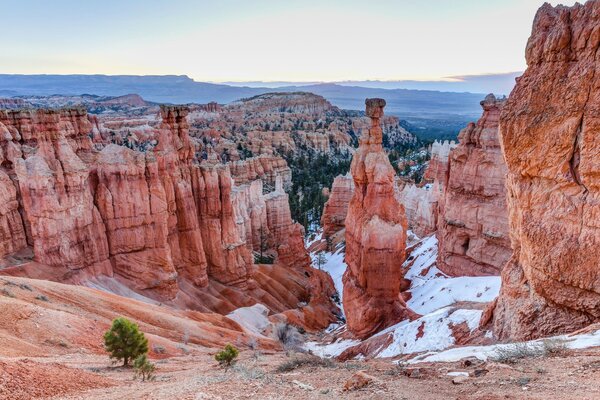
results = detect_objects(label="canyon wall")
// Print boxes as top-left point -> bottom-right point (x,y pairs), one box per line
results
490,1 -> 600,339
436,94 -> 511,277
342,98 -> 413,339
0,105 -> 337,330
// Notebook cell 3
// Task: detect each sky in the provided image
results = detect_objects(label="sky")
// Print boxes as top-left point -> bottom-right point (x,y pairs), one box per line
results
0,0 -> 579,83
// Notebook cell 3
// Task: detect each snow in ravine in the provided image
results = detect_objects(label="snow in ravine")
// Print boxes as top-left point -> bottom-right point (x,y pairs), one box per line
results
306,233 -> 504,359
307,232 -> 347,312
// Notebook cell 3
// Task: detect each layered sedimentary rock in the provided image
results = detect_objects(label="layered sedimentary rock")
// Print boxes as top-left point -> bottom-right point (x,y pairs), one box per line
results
424,140 -> 457,198
195,163 -> 252,286
395,179 -> 437,238
229,155 -> 292,189
343,99 -> 412,339
0,171 -> 27,258
321,174 -> 355,238
3,109 -> 112,277
0,105 -> 338,331
436,94 -> 511,277
491,1 -> 600,339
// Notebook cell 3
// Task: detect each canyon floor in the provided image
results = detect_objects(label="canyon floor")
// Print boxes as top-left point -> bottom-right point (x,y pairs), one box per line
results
3,346 -> 600,400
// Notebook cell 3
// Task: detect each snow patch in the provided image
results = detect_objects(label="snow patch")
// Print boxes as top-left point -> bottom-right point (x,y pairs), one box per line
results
305,338 -> 360,358
226,304 -> 270,336
375,307 -> 482,358
408,329 -> 600,364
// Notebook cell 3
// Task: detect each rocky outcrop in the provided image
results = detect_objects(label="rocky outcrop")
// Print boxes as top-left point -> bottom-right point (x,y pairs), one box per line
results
395,179 -> 437,238
229,155 -> 292,189
0,105 -> 338,331
436,94 -> 511,277
490,1 -> 600,340
0,171 -> 27,258
321,174 -> 354,238
343,99 -> 413,339
424,140 -> 457,197
3,109 -> 112,278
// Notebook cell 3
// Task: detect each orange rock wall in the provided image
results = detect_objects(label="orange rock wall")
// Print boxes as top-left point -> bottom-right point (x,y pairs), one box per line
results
491,1 -> 600,339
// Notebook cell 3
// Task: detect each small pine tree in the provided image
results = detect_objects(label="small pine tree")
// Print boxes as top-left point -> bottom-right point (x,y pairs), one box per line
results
133,354 -> 156,381
215,344 -> 239,371
104,317 -> 148,367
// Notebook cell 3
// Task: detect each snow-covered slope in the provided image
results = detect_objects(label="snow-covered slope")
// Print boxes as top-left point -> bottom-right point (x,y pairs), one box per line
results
307,234 -> 502,359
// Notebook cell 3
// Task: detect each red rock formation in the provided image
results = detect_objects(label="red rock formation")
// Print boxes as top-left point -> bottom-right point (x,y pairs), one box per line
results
343,99 -> 413,339
3,109 -> 112,277
229,155 -> 292,189
0,170 -> 27,258
491,1 -> 600,340
265,176 -> 311,269
436,94 -> 511,277
321,173 -> 354,238
194,163 -> 252,286
0,104 -> 340,332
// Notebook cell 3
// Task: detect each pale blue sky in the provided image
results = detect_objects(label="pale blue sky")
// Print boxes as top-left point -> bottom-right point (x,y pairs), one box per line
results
0,0 -> 578,82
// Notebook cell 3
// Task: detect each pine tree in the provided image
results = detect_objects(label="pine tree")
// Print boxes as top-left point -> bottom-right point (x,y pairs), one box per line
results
215,344 -> 239,371
133,354 -> 156,381
104,317 -> 148,366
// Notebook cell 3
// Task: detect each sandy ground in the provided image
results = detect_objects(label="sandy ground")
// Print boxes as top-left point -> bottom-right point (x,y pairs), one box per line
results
2,346 -> 599,400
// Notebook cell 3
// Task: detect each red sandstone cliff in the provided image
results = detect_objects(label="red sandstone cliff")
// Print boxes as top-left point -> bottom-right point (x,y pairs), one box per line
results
321,173 -> 354,238
0,106 -> 338,331
490,1 -> 600,339
436,94 -> 511,277
342,99 -> 413,339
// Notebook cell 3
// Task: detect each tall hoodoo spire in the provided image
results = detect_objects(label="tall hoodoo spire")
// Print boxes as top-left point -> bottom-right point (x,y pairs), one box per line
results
342,98 -> 415,339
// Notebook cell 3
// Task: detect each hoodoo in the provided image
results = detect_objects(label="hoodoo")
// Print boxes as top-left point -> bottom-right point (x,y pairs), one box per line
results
490,1 -> 600,340
436,94 -> 511,277
342,98 -> 413,339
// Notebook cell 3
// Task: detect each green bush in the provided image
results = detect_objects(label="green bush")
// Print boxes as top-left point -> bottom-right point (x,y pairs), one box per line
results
104,317 -> 148,366
133,354 -> 156,381
215,344 -> 239,371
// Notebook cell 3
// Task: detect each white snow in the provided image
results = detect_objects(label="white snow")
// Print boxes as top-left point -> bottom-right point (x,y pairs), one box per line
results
405,236 -> 501,315
305,338 -> 360,358
308,231 -> 347,313
375,307 -> 483,358
447,371 -> 469,377
408,329 -> 600,364
307,232 -> 505,360
226,304 -> 270,336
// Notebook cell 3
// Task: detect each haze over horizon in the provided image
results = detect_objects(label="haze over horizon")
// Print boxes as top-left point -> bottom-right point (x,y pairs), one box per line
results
1,0 -> 578,85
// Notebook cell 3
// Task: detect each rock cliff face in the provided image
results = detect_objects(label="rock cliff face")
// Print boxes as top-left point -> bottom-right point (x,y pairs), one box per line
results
424,140 -> 457,202
343,99 -> 413,339
490,1 -> 600,339
3,109 -> 112,279
321,173 -> 354,238
229,155 -> 292,189
0,105 -> 338,330
0,170 -> 27,258
436,95 -> 511,277
395,179 -> 437,238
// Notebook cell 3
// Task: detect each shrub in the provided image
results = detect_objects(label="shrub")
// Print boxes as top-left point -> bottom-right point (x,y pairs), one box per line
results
104,317 -> 148,366
273,323 -> 304,351
35,295 -> 49,302
490,342 -> 544,364
215,344 -> 239,371
133,354 -> 156,381
275,354 -> 335,373
152,344 -> 166,354
542,338 -> 568,355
